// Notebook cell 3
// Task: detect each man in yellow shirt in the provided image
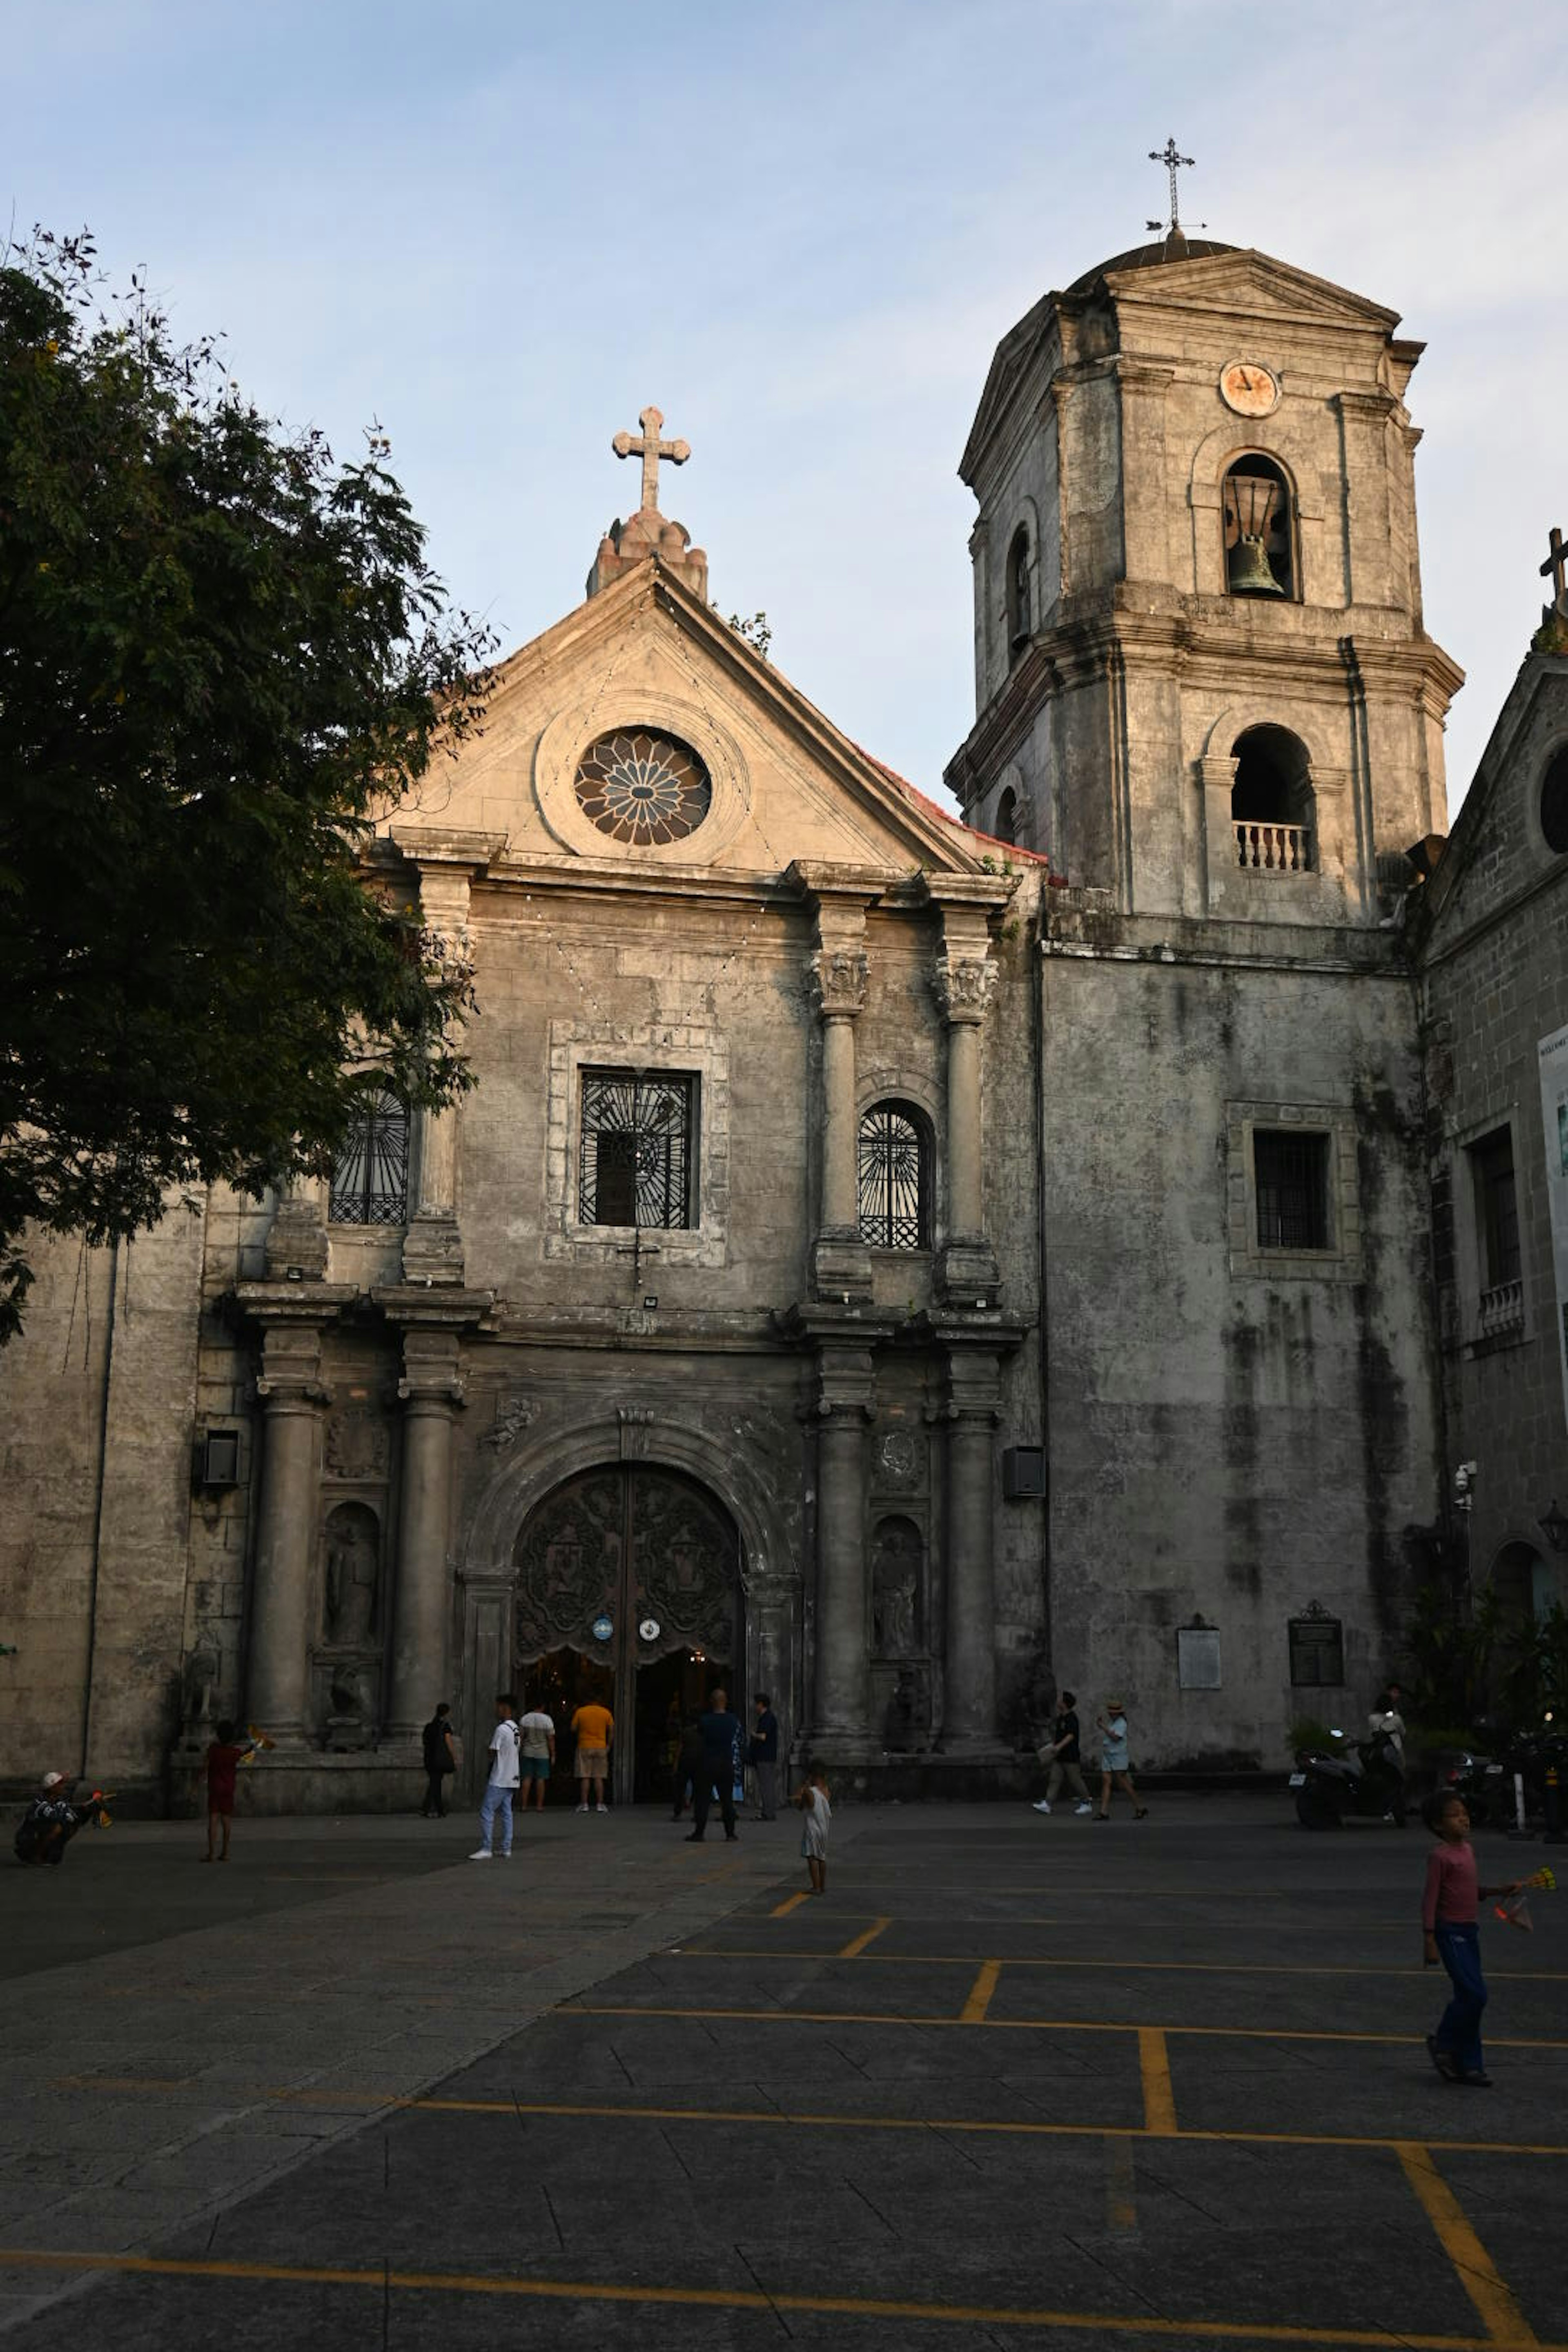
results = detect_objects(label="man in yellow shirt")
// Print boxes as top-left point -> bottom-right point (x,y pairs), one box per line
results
570,1700 -> 613,1813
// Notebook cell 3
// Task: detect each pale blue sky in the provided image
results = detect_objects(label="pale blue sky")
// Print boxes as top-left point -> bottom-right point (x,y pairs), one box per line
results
5,1 -> 1564,822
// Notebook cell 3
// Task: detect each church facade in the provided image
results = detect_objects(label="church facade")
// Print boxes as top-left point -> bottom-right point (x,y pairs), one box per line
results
2,232 -> 1564,1809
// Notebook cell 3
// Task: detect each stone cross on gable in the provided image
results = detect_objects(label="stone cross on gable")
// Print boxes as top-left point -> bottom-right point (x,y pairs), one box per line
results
612,405 -> 690,514
1541,524 -> 1568,606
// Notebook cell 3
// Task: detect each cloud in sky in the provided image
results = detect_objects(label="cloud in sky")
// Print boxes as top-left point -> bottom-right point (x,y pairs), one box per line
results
5,0 -> 1564,822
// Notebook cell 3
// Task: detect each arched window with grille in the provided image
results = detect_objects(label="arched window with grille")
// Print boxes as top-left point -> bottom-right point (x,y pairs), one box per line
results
857,1100 -> 931,1251
1006,526 -> 1032,658
328,1088 -> 409,1226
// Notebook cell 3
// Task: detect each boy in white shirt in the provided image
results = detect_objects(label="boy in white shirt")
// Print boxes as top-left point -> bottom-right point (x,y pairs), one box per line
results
515,1702 -> 556,1813
471,1694 -> 520,1860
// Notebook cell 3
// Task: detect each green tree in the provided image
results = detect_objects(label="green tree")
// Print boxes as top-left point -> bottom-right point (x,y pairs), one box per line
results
0,230 -> 494,1342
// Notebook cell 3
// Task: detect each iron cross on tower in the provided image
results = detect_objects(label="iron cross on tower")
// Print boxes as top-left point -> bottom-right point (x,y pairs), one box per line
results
1147,137 -> 1196,233
1541,524 -> 1568,606
611,405 -> 690,513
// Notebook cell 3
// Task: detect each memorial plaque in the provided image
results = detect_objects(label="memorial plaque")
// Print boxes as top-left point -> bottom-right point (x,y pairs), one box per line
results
1177,1627 -> 1222,1690
1288,1613 -> 1344,1688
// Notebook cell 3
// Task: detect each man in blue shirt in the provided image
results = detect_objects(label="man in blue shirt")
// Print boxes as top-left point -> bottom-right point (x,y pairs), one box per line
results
687,1687 -> 742,1842
749,1692 -> 780,1821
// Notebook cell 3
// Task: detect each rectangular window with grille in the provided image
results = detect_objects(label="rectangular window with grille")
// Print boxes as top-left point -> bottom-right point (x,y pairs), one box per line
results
1470,1126 -> 1522,1290
578,1069 -> 696,1229
1253,1129 -> 1331,1252
328,1089 -> 409,1226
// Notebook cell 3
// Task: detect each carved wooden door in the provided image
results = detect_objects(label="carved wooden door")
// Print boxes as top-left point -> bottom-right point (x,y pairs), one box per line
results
513,1465 -> 740,1802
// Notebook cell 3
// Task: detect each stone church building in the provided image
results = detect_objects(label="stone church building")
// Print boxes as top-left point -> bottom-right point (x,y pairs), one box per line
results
2,225 -> 1564,1809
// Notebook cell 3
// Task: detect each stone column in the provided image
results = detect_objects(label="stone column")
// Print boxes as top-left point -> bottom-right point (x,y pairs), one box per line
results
1196,751 -> 1240,915
812,1344 -> 875,1738
934,916 -> 1000,1307
941,1343 -> 1004,1748
264,1174 -> 329,1281
403,864 -> 473,1287
247,1321 -> 332,1743
386,1325 -> 466,1740
808,912 -> 873,1304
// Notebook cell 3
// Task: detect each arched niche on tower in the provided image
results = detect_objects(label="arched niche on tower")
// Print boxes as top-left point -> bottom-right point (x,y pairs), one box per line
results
1188,423 -> 1329,605
1196,703 -> 1352,917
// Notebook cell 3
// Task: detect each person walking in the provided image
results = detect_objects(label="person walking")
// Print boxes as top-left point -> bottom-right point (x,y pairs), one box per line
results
1094,1698 -> 1147,1820
470,1694 -> 520,1860
203,1721 -> 260,1860
1422,1788 -> 1520,2087
516,1699 -> 556,1812
750,1692 -> 780,1821
570,1696 -> 613,1813
421,1702 -> 456,1818
795,1764 -> 832,1895
687,1686 -> 742,1842
1033,1690 -> 1093,1815
670,1713 -> 705,1820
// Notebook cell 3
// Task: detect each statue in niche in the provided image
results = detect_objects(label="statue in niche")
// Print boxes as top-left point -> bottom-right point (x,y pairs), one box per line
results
871,1518 -> 921,1657
323,1503 -> 379,1646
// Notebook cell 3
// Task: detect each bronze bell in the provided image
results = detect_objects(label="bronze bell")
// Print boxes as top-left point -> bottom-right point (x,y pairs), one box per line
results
1225,474 -> 1285,597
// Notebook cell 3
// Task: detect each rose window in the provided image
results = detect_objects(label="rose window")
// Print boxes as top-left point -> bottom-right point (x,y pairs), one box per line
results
574,729 -> 712,846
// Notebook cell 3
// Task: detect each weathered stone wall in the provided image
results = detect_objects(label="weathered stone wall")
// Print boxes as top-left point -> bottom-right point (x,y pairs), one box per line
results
1038,899 -> 1441,1769
1421,657 -> 1568,1613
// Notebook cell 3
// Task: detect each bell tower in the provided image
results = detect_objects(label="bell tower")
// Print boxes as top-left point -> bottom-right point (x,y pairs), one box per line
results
944,208 -> 1463,924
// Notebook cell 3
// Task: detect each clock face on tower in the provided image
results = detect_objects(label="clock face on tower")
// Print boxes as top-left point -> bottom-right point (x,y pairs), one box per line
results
1219,361 -> 1280,418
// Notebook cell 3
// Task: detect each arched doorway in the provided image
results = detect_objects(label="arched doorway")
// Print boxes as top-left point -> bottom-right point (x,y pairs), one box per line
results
512,1464 -> 742,1806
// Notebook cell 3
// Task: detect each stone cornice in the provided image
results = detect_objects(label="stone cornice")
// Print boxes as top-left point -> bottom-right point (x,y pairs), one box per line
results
233,1281 -> 359,1329
370,1285 -> 494,1330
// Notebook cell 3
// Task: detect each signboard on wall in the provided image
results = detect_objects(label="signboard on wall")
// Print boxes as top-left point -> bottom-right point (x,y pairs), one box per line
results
1539,1022 -> 1568,1437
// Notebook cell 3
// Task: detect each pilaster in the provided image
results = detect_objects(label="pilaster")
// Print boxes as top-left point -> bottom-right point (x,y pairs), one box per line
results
804,888 -> 875,1305
930,900 -> 1002,1308
241,1297 -> 353,1746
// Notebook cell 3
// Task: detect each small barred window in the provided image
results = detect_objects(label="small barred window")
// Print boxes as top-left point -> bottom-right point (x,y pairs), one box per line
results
858,1101 -> 930,1251
329,1090 -> 409,1226
579,1069 -> 696,1229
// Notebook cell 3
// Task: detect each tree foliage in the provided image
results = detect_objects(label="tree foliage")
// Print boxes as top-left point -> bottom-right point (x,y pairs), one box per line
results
0,229 -> 495,1341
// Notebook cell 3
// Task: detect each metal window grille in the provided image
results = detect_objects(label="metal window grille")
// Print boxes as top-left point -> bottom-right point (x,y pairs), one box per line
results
858,1102 -> 928,1251
328,1089 -> 409,1226
1254,1129 -> 1330,1252
1471,1127 -> 1521,1290
578,1070 -> 695,1229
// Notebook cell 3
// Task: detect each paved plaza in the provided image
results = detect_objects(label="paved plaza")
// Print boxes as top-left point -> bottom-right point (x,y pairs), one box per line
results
3,1796 -> 1566,2347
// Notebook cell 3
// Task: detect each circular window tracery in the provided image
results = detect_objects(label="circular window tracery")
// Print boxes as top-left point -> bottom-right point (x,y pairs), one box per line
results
574,728 -> 712,846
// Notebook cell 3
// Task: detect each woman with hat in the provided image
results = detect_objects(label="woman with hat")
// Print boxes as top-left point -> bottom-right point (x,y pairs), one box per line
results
1094,1699 -> 1148,1821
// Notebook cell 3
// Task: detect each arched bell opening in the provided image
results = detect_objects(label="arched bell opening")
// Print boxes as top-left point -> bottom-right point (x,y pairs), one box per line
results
1231,724 -> 1314,873
510,1462 -> 744,1807
1223,453 -> 1296,599
993,785 -> 1018,846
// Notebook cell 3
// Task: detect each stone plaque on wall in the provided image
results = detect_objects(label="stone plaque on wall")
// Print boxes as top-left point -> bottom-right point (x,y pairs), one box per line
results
1177,1627 -> 1222,1690
1288,1613 -> 1344,1688
871,1425 -> 923,1495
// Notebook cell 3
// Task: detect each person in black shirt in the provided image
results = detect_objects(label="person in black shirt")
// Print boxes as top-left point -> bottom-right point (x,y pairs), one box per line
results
1033,1690 -> 1093,1816
421,1703 -> 456,1818
687,1687 -> 742,1842
670,1715 -> 706,1820
749,1693 -> 780,1821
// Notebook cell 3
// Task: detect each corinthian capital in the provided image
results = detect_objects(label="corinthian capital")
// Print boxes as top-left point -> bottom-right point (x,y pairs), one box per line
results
934,949 -> 996,1026
809,945 -> 869,1020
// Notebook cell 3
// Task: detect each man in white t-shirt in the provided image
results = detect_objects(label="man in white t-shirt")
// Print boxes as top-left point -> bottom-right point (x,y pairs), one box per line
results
515,1702 -> 556,1813
471,1694 -> 520,1860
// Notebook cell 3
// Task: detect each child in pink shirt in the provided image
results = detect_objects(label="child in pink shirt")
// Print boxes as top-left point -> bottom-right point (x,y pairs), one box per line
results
1421,1789 -> 1520,2087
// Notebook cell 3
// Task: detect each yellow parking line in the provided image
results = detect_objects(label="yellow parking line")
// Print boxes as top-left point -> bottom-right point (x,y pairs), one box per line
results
39,2080 -> 1568,2159
1396,2143 -> 1539,2346
837,1917 -> 891,1959
1138,2027 -> 1177,2136
684,1949 -> 1568,1983
0,2245 -> 1537,2346
771,1890 -> 809,1918
564,2003 -> 1568,2051
960,1959 -> 1002,2024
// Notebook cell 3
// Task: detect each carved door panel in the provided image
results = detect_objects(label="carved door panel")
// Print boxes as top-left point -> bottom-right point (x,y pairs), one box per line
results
514,1465 -> 741,1804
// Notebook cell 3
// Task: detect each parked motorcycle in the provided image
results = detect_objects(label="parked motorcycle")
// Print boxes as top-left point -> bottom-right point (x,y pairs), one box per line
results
1290,1726 -> 1405,1829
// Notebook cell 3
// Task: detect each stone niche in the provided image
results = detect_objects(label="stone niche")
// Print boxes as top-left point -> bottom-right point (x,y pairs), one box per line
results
313,1498 -> 383,1749
869,1512 -> 933,1750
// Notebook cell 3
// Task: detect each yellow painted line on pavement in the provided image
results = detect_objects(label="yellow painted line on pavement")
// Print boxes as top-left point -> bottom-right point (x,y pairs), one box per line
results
771,1890 -> 809,1918
1396,2143 -> 1540,2346
41,2080 -> 1568,2158
684,1948 -> 1568,1982
960,1959 -> 1002,2024
0,2245 -> 1537,2348
564,2002 -> 1568,2051
837,1917 -> 891,1959
1139,2027 -> 1178,2135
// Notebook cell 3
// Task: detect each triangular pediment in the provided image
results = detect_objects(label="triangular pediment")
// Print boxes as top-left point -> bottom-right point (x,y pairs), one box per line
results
383,560 -> 998,883
1417,650 -> 1568,955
